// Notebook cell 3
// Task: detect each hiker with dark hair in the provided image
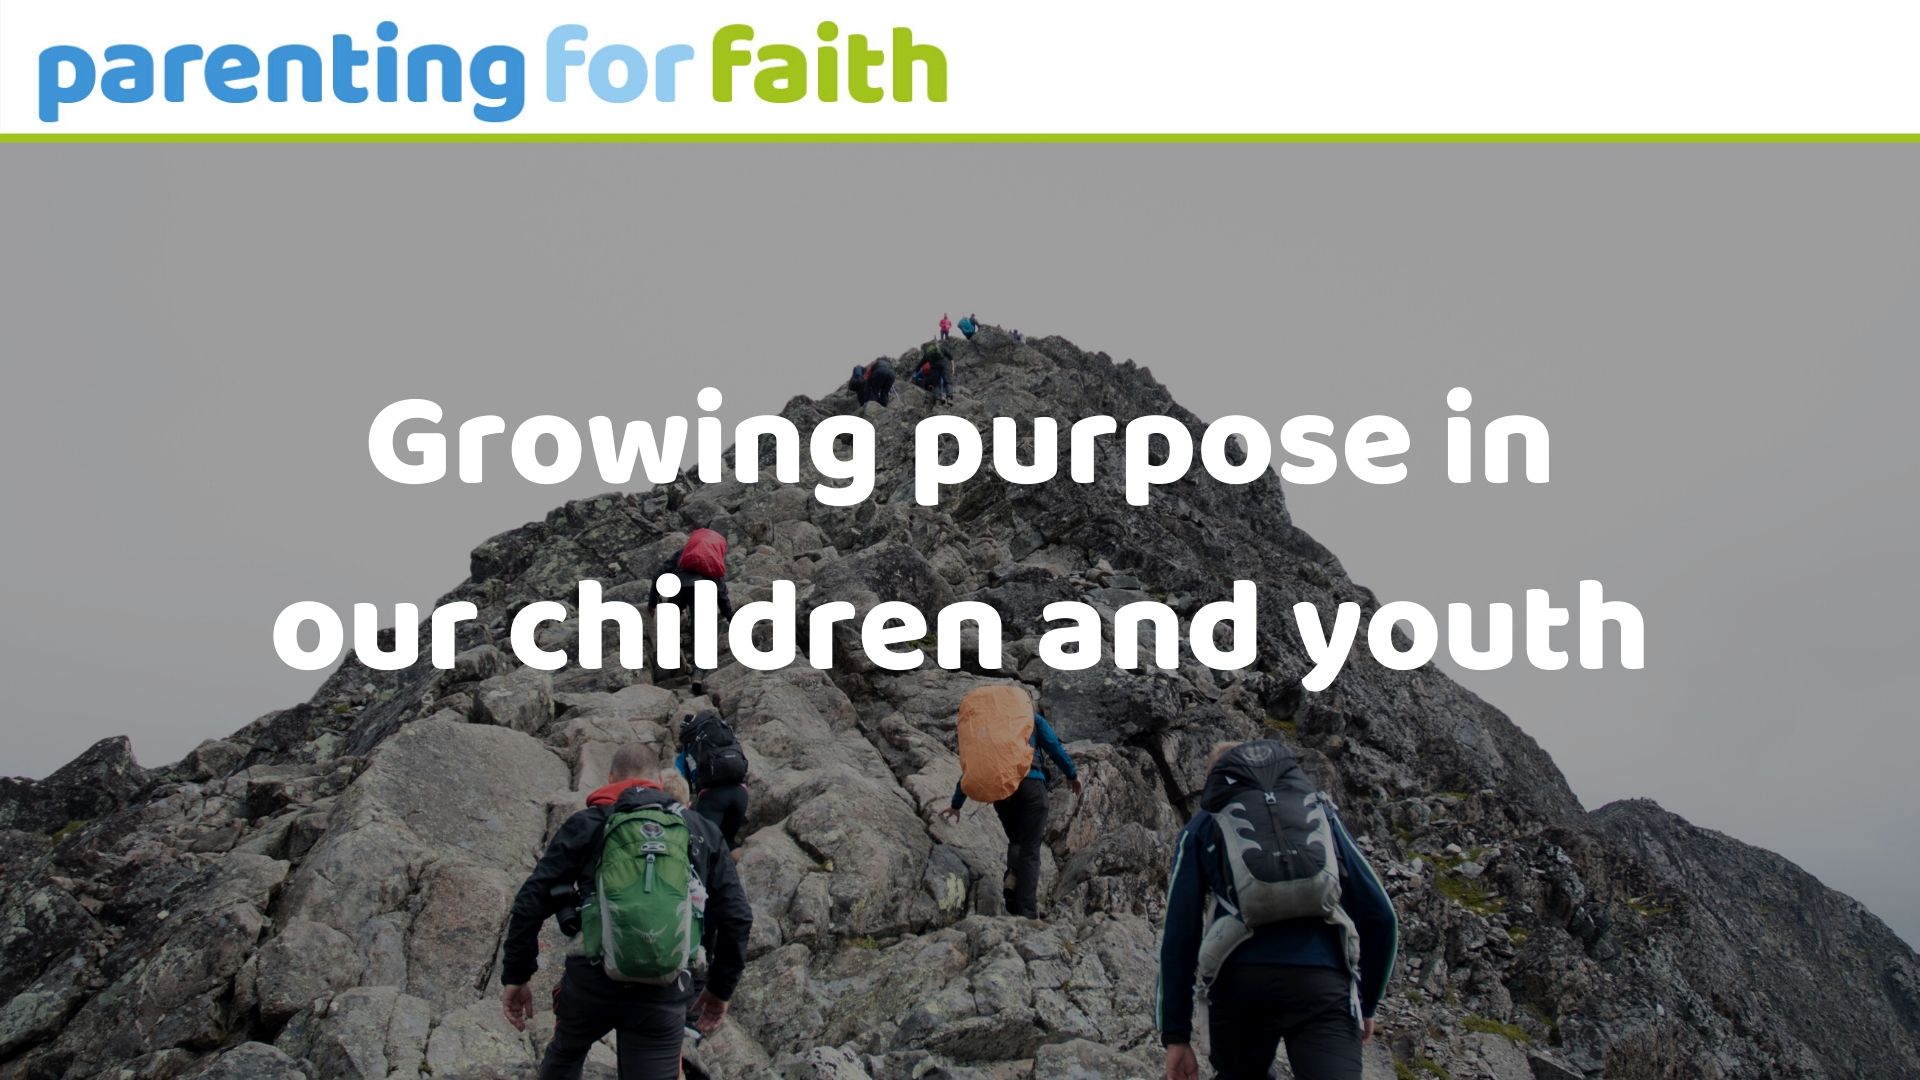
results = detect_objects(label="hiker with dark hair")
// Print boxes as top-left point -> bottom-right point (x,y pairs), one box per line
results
852,357 -> 895,406
957,313 -> 978,340
936,686 -> 1080,918
1157,740 -> 1398,1080
939,313 -> 952,340
676,709 -> 751,856
500,742 -> 754,1080
647,528 -> 733,694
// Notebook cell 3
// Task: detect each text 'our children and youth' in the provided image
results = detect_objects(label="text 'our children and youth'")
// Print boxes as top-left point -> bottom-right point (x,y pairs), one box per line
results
280,317 -> 1643,687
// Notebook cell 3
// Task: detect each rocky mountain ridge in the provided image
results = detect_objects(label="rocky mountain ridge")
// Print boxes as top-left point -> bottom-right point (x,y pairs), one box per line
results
3,326 -> 1917,1079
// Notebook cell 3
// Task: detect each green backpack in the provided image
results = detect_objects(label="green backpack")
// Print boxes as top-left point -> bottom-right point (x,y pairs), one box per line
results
580,803 -> 703,985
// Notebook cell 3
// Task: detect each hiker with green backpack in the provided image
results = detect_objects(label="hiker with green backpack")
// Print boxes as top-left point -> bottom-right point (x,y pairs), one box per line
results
1156,740 -> 1398,1080
936,684 -> 1080,918
500,742 -> 754,1080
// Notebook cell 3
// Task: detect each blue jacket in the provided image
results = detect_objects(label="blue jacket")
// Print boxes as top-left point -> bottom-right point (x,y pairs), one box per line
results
950,713 -> 1077,810
1156,799 -> 1397,1044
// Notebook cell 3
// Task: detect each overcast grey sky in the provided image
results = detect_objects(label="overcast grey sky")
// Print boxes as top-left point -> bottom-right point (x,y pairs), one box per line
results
1,146 -> 1914,947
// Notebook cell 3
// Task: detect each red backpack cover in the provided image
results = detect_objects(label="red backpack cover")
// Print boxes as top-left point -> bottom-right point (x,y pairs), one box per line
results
677,529 -> 728,579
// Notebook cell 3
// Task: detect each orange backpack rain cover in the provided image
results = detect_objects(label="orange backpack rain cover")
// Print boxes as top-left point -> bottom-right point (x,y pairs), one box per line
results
957,685 -> 1035,803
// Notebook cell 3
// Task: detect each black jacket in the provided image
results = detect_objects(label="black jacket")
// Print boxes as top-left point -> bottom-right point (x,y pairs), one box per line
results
645,558 -> 734,619
501,785 -> 753,999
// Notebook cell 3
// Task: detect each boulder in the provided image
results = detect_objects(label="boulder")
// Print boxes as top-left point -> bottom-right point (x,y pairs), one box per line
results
190,1041 -> 311,1079
0,735 -> 148,834
255,918 -> 358,1022
472,667 -> 555,734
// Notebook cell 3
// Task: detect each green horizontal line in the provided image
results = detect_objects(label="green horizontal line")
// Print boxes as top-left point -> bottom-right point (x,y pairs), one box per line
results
7,132 -> 1920,144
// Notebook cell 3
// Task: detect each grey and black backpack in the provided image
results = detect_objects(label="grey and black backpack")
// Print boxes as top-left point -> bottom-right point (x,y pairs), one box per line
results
1194,740 -> 1357,987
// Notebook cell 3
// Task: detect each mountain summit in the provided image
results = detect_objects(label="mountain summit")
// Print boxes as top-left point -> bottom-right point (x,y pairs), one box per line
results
3,327 -> 1916,1079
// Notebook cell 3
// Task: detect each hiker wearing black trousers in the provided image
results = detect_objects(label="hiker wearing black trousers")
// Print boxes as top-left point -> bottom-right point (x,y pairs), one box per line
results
1156,742 -> 1398,1080
938,712 -> 1080,917
930,344 -> 954,404
647,530 -> 733,694
675,711 -> 750,855
851,358 -> 895,407
499,743 -> 754,1080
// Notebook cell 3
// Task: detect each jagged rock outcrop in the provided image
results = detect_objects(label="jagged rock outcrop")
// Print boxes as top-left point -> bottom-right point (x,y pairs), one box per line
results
2,326 -> 1916,1079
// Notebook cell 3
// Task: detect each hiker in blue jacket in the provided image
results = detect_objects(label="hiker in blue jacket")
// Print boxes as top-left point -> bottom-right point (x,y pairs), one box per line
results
938,711 -> 1081,918
1157,740 -> 1397,1080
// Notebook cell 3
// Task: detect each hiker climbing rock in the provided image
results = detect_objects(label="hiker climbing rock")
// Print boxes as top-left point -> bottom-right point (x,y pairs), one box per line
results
677,709 -> 751,856
1157,740 -> 1398,1080
849,358 -> 896,406
647,527 -> 734,693
936,685 -> 1080,918
939,313 -> 952,340
500,743 -> 754,1080
958,313 -> 977,340
922,341 -> 954,405
933,345 -> 954,404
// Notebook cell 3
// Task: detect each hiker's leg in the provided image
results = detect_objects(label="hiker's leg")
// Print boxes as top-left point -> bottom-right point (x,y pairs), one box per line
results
611,989 -> 691,1080
991,796 -> 1022,911
703,784 -> 748,850
723,785 -> 748,849
539,966 -> 619,1080
1204,963 -> 1288,1080
1008,778 -> 1048,917
691,791 -> 728,839
1278,967 -> 1364,1080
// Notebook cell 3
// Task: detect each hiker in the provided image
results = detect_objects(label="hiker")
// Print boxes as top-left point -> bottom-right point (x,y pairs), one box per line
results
676,709 -> 751,855
500,742 -> 753,1080
1157,740 -> 1397,1080
929,341 -> 955,404
936,685 -> 1080,918
852,357 -> 895,406
939,313 -> 952,340
647,528 -> 734,693
910,342 -> 951,404
958,313 -> 978,340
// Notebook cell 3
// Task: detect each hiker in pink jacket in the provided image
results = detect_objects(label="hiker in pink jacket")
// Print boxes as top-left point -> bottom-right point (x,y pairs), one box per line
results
939,313 -> 952,340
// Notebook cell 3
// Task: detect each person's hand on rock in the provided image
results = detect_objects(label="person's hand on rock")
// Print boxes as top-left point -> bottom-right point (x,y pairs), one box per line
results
691,990 -> 730,1034
500,984 -> 534,1031
1164,1043 -> 1198,1080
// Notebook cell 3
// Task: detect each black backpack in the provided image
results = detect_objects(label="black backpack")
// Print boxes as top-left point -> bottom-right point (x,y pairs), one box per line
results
683,711 -> 749,788
1197,740 -> 1341,927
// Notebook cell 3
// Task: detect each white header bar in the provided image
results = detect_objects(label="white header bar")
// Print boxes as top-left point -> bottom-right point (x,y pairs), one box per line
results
3,1 -> 1916,135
